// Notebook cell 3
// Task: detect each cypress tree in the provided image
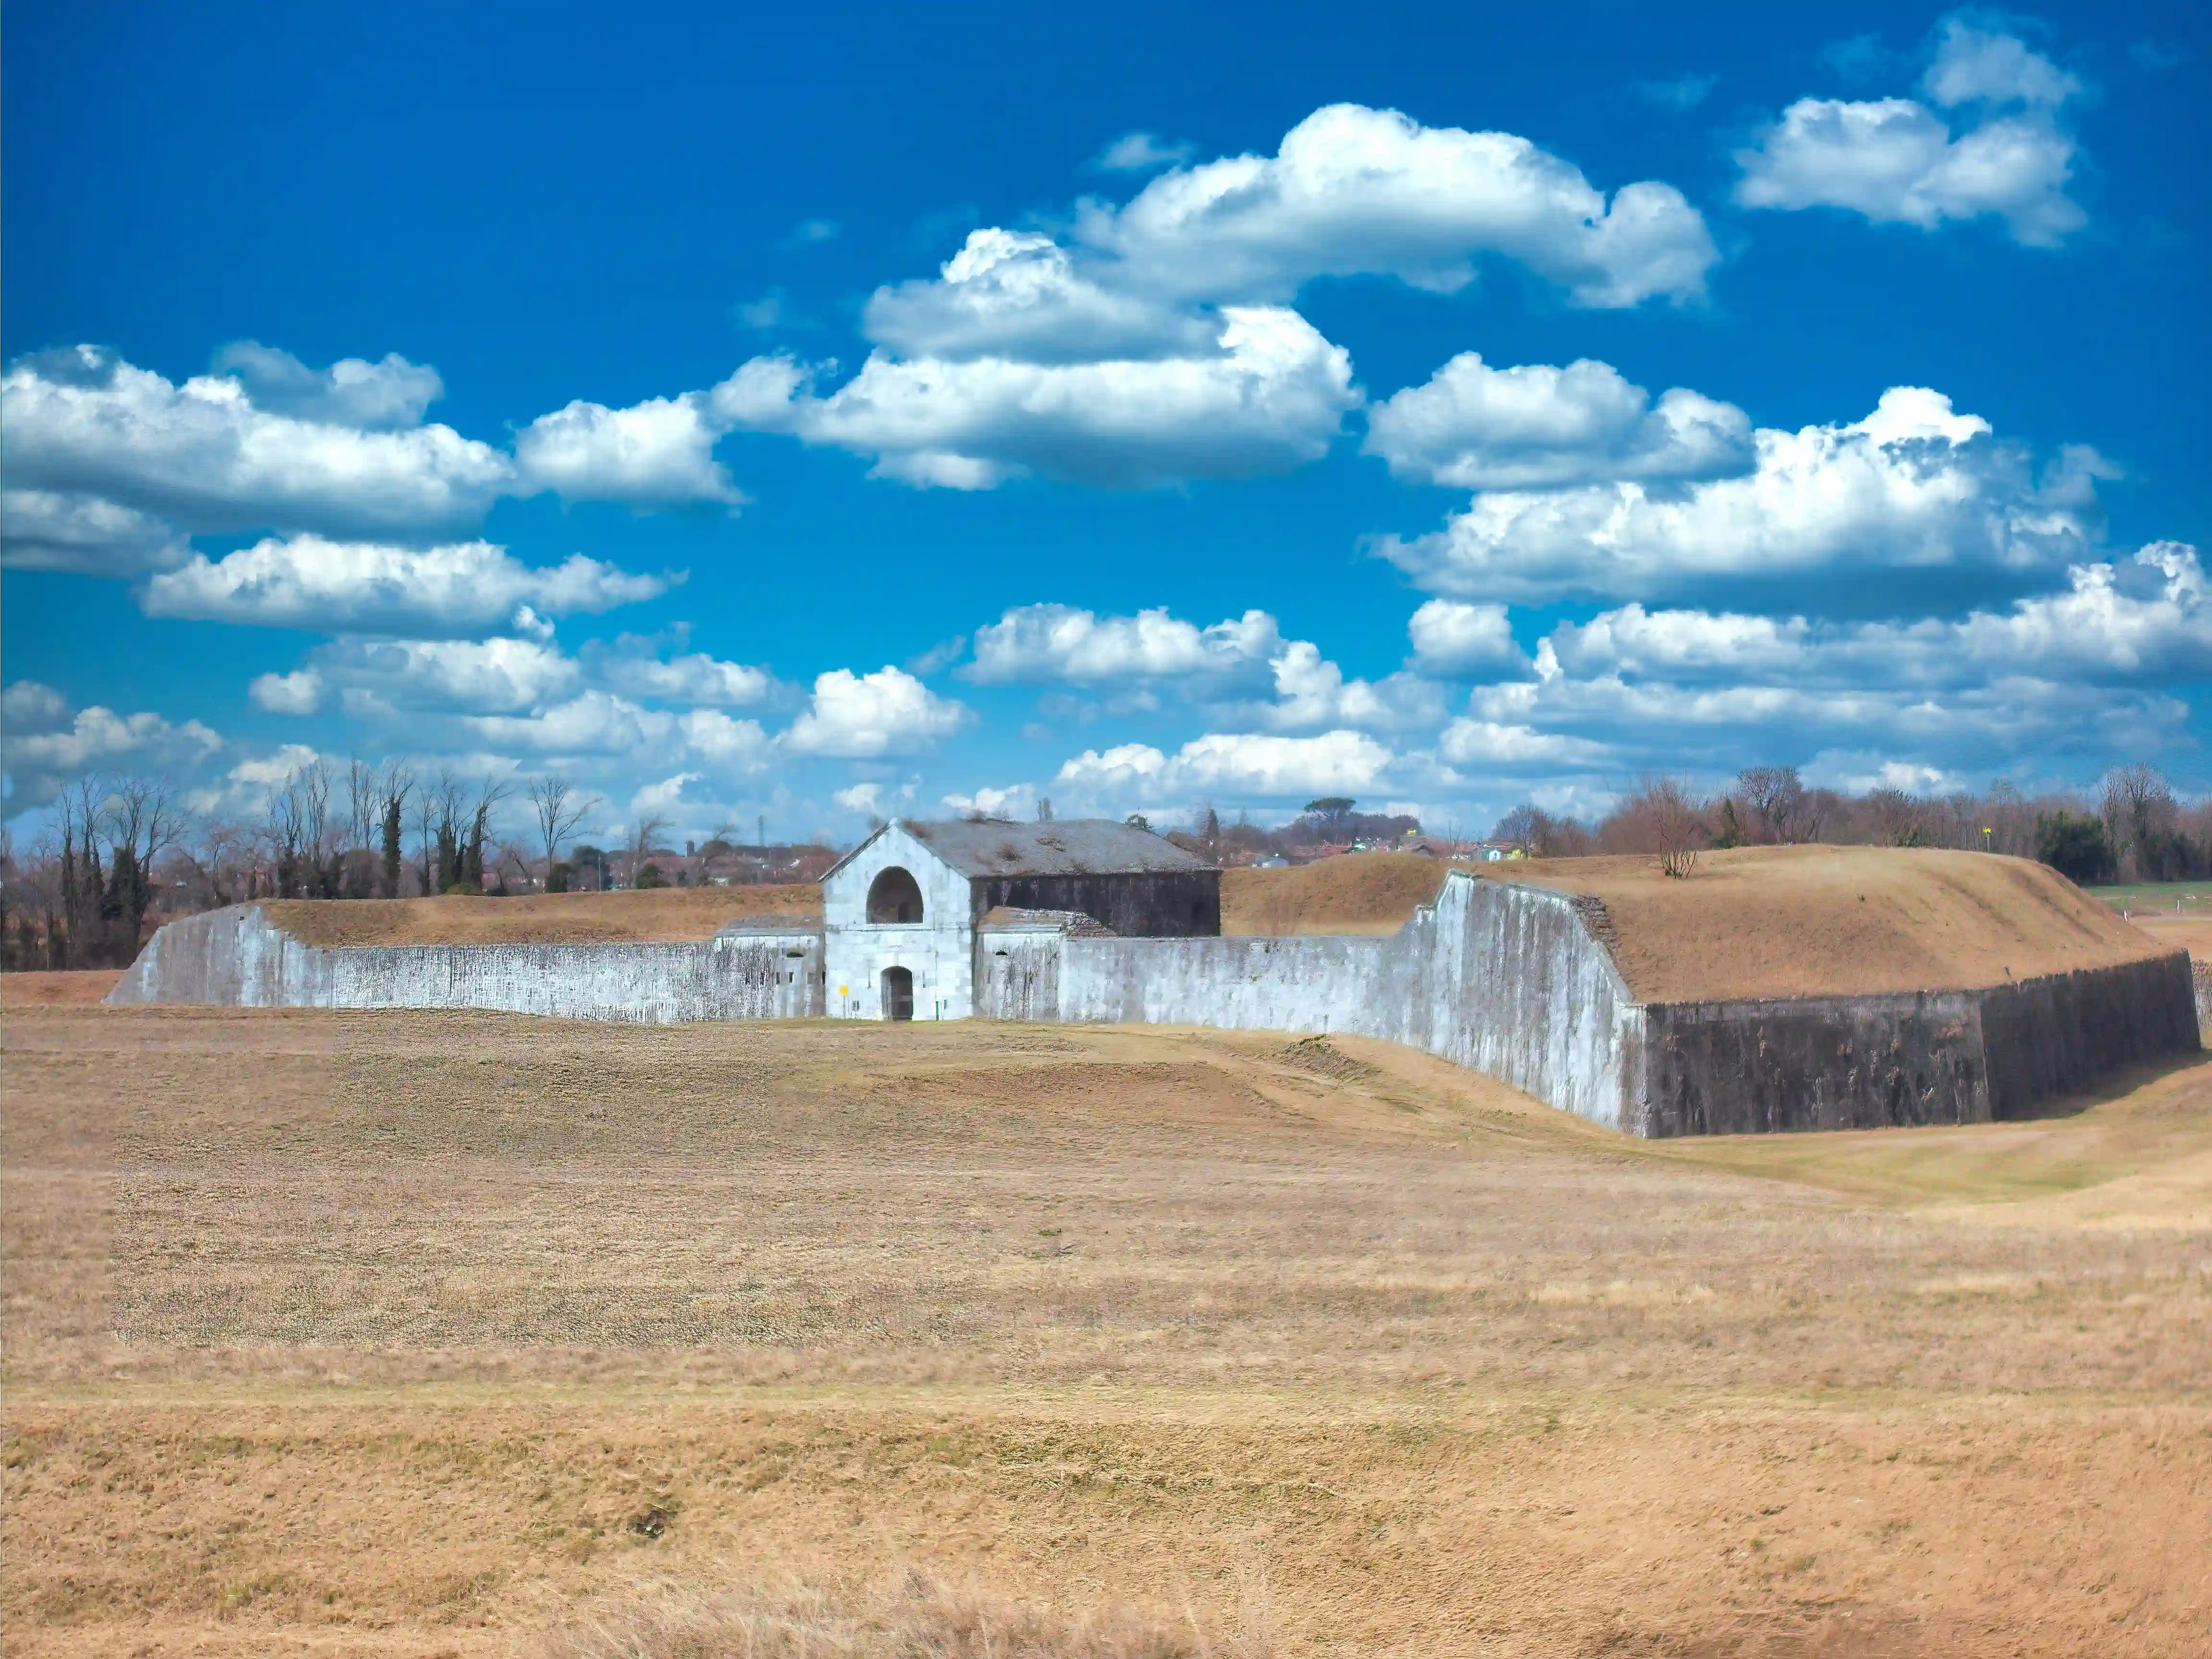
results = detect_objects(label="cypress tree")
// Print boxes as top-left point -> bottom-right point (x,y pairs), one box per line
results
381,799 -> 403,898
463,805 -> 487,890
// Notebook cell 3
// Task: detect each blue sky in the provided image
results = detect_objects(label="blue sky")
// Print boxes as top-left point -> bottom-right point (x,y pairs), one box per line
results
4,0 -> 2206,845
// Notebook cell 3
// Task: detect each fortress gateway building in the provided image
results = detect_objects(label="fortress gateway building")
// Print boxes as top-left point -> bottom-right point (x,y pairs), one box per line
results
820,817 -> 1220,1021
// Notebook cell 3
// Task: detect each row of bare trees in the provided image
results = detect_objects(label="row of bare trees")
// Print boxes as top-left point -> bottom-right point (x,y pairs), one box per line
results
1491,763 -> 2212,882
12,778 -> 194,968
0,763 -> 615,970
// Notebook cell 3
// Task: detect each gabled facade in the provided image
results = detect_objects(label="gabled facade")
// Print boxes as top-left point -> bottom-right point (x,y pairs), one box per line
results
819,817 -> 1220,1021
820,820 -> 978,1020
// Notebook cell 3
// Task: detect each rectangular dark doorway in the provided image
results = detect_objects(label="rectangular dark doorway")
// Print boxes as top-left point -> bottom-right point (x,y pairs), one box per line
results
881,966 -> 914,1021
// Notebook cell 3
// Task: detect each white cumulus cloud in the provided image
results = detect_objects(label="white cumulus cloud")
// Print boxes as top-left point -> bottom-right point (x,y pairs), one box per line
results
514,392 -> 747,508
834,781 -> 887,817
1406,600 -> 1527,675
0,489 -> 190,576
294,636 -> 583,715
1379,387 -> 2107,602
1242,643 -> 1445,733
964,603 -> 1280,686
630,772 -> 702,820
1080,102 -> 1718,307
461,690 -> 678,757
1093,132 -> 1197,173
679,709 -> 771,771
965,600 -> 1439,732
1734,18 -> 2087,247
249,669 -> 327,715
1549,542 -> 2212,689
1437,717 -> 1610,768
1056,729 -> 1396,803
596,648 -> 777,707
731,304 -> 1357,489
210,342 -> 445,430
1364,353 -> 1752,490
139,535 -> 673,634
1,346 -> 515,536
0,681 -> 223,807
782,667 -> 971,757
864,229 -> 1219,364
942,782 -> 1038,818
1433,543 -> 2207,781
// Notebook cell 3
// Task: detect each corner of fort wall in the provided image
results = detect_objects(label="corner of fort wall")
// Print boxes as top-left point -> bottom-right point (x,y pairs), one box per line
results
1633,952 -> 2198,1135
984,871 -> 1644,1134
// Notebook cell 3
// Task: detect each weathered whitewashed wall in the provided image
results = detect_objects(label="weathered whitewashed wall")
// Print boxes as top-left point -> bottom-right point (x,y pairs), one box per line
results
821,822 -> 974,1020
106,905 -> 824,1023
984,872 -> 1646,1132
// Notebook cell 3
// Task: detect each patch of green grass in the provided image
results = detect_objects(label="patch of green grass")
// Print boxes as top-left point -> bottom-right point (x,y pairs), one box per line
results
2086,881 -> 2212,915
1643,1055 -> 2212,1209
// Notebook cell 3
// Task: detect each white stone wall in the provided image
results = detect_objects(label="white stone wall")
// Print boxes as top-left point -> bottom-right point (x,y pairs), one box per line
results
108,906 -> 825,1023
976,927 -> 1063,1021
981,871 -> 1645,1133
821,822 -> 975,1020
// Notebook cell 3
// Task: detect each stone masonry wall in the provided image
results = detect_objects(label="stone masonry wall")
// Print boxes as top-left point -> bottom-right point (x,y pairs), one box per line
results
986,872 -> 1646,1134
107,904 -> 824,1023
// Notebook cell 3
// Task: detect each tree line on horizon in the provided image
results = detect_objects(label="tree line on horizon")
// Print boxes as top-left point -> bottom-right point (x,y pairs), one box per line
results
0,759 -> 840,971
0,757 -> 2204,971
1479,763 -> 2206,888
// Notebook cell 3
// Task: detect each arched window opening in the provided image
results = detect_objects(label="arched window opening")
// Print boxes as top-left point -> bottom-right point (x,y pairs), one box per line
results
866,866 -> 925,924
880,966 -> 914,1021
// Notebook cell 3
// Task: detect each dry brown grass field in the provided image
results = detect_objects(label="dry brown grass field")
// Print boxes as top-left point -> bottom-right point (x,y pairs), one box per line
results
6,981 -> 2211,1657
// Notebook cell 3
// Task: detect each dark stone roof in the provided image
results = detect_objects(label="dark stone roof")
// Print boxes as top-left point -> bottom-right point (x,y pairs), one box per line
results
976,906 -> 1119,938
900,817 -> 1211,878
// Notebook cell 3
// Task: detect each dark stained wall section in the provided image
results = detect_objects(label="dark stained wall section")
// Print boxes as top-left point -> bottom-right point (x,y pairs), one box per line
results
1977,955 -> 2200,1119
1640,991 -> 1989,1137
968,870 -> 1221,938
1638,952 -> 2198,1137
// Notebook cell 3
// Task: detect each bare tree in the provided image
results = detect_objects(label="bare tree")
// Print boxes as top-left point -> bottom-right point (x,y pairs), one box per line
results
1601,776 -> 1707,877
1649,779 -> 1705,878
626,814 -> 668,890
493,840 -> 537,893
265,759 -> 345,896
101,776 -> 187,943
54,779 -> 108,965
343,759 -> 378,861
414,771 -> 466,895
1864,788 -> 1925,848
1734,766 -> 1807,843
527,774 -> 600,887
459,777 -> 510,890
2101,762 -> 2178,881
170,818 -> 263,909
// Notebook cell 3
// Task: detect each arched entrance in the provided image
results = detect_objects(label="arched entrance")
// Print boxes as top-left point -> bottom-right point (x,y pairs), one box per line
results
880,965 -> 914,1021
867,866 -> 925,923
